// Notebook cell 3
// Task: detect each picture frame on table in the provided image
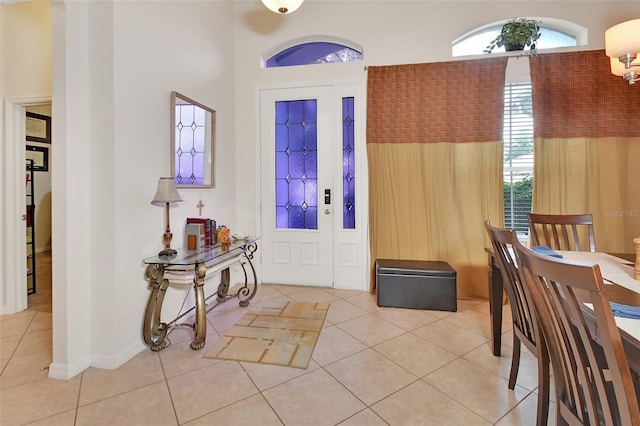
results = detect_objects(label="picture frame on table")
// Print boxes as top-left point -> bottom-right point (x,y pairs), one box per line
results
25,112 -> 51,144
26,145 -> 49,172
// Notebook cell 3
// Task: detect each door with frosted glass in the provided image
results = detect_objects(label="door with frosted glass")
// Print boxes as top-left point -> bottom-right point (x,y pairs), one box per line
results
260,86 -> 334,286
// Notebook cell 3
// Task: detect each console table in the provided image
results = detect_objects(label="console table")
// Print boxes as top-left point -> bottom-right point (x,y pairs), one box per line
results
142,237 -> 259,351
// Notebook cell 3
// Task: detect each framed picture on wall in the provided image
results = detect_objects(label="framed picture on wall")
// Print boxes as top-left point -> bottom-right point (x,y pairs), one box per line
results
26,145 -> 48,171
25,112 -> 51,144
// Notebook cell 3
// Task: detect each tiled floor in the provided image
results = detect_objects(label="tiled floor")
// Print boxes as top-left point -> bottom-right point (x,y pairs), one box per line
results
1,254 -> 555,425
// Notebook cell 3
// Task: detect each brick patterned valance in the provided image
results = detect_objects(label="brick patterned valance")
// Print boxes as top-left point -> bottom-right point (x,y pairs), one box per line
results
366,57 -> 508,144
530,49 -> 640,139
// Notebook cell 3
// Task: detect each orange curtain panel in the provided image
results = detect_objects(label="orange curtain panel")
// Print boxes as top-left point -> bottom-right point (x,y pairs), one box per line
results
530,50 -> 640,253
367,57 -> 508,299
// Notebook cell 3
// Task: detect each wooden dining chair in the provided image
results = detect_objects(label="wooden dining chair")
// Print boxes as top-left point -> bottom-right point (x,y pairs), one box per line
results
484,221 -> 550,426
528,213 -> 596,252
512,237 -> 640,425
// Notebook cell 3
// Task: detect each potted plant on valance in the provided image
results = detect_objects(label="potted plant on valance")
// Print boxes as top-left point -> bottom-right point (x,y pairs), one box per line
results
484,18 -> 542,54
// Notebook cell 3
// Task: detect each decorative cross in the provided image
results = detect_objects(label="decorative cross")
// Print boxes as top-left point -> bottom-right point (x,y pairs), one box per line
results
197,200 -> 205,216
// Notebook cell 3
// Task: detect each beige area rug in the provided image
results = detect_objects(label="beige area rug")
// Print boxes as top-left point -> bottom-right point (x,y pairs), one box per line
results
203,301 -> 329,369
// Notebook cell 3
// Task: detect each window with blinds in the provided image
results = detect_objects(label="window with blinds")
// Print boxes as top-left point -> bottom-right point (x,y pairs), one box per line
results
503,83 -> 533,235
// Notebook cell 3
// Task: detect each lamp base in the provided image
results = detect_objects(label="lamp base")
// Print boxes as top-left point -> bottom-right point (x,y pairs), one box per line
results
158,248 -> 178,257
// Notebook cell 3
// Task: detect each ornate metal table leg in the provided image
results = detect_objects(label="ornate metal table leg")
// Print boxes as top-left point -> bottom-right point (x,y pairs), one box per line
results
191,262 -> 207,350
238,241 -> 259,307
143,265 -> 170,351
216,268 -> 230,301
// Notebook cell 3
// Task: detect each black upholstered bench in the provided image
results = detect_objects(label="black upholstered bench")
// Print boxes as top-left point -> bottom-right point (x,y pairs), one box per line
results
375,259 -> 457,311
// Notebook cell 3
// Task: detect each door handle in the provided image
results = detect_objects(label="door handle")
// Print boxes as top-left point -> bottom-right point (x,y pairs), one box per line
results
325,209 -> 332,215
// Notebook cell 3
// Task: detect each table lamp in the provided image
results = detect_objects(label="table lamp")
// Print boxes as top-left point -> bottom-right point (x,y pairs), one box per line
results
151,177 -> 183,257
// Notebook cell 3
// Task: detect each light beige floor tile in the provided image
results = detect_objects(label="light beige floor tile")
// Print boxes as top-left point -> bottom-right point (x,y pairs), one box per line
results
312,325 -> 367,366
159,338 -> 222,379
373,306 -> 439,330
420,308 -> 456,319
323,288 -> 367,299
495,390 -> 556,426
338,408 -> 388,426
457,299 -> 486,311
372,379 -> 491,425
0,312 -> 35,338
263,368 -> 365,426
288,288 -> 341,303
207,304 -> 252,334
184,393 -> 283,426
26,311 -> 53,334
325,299 -> 368,324
0,349 -> 52,389
78,349 -> 164,406
266,284 -> 312,296
76,381 -> 176,426
423,358 -> 530,423
373,333 -> 457,377
251,285 -> 287,302
165,324 -> 199,345
463,342 -> 541,392
471,301 -> 514,323
0,334 -> 21,361
0,376 -> 81,425
13,329 -> 52,357
25,409 -> 77,425
167,361 -> 258,424
336,313 -> 405,346
413,319 -> 488,356
325,349 -> 417,406
241,359 -> 320,391
343,293 -> 382,313
444,309 -> 512,339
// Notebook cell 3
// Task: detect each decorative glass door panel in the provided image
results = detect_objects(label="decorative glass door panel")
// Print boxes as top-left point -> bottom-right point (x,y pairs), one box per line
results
261,87 -> 333,286
275,100 -> 318,230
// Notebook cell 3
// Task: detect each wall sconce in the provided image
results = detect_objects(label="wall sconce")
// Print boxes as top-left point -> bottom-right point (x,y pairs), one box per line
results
261,0 -> 304,14
151,177 -> 183,257
605,18 -> 640,85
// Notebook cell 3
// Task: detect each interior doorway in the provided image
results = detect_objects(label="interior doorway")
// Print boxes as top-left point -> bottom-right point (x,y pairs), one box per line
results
1,96 -> 52,315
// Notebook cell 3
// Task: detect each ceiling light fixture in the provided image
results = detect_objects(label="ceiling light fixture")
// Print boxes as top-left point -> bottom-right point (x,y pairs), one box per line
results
605,18 -> 640,85
261,0 -> 304,14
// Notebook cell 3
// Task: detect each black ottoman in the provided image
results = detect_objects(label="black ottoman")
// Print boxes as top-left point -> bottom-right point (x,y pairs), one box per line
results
376,259 -> 457,311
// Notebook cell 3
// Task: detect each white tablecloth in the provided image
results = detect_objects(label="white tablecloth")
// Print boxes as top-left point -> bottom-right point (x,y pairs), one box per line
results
559,251 -> 640,342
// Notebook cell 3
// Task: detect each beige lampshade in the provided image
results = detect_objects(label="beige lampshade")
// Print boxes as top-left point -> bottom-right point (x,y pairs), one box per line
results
260,0 -> 304,14
610,56 -> 640,76
151,177 -> 183,204
605,19 -> 640,59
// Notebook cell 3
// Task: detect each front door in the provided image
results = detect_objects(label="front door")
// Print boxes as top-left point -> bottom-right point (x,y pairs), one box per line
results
260,86 -> 333,286
260,84 -> 367,289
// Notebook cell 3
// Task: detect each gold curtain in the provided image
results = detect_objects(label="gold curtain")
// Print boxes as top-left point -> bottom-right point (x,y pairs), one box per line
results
530,50 -> 640,253
367,58 -> 508,299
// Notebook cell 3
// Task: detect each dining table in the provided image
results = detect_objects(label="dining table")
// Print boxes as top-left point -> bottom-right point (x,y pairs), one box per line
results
486,248 -> 640,373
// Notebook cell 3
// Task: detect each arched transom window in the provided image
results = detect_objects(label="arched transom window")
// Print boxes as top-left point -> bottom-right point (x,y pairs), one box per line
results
264,37 -> 363,68
453,18 -> 586,57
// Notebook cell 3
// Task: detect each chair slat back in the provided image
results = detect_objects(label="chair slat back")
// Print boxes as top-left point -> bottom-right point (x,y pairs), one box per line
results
528,213 -> 596,252
485,221 -> 537,346
513,238 -> 640,425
